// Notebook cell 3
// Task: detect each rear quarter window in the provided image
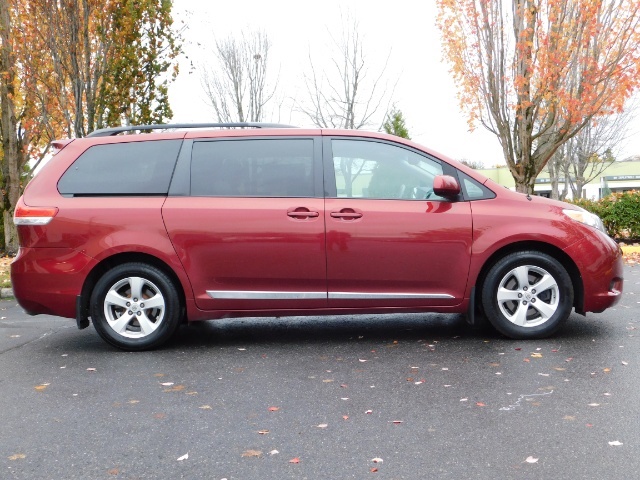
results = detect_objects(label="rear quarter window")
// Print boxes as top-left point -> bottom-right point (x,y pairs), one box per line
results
58,140 -> 182,196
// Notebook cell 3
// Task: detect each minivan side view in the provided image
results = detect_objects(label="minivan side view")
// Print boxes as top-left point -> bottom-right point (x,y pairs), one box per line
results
11,123 -> 623,350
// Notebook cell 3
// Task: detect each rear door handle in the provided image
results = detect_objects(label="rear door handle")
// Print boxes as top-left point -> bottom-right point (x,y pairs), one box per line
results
287,207 -> 320,219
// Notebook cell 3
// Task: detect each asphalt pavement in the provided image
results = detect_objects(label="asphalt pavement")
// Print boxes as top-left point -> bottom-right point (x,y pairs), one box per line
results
1,266 -> 639,479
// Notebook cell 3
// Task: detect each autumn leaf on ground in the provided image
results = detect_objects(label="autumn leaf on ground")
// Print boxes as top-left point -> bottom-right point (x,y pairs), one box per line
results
199,405 -> 212,410
622,361 -> 629,366
107,468 -> 119,475
258,430 -> 269,435
177,453 -> 188,461
371,467 -> 379,472
241,450 -> 262,458
153,413 -> 166,419
269,450 -> 279,455
289,457 -> 300,464
268,406 -> 280,412
316,424 -> 328,428
164,385 -> 186,392
127,400 -> 139,404
8,454 -> 25,460
365,409 -> 373,414
588,403 -> 600,407
525,456 -> 539,463
160,382 -> 174,386
476,402 -> 486,407
343,415 -> 349,420
153,373 -> 165,377
372,457 -> 383,463
531,353 -> 543,358
608,441 -> 623,446
86,367 -> 97,372
391,420 -> 403,424
34,384 -> 49,391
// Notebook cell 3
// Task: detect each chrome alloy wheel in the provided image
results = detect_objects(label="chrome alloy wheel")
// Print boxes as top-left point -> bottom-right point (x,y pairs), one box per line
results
496,265 -> 560,328
103,276 -> 166,338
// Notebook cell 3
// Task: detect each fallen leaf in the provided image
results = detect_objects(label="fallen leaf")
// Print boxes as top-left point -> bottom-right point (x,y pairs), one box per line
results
525,456 -> 539,464
160,382 -> 174,386
153,413 -> 166,419
553,367 -> 566,371
289,457 -> 300,464
538,373 -> 550,376
341,397 -> 349,400
340,384 -> 348,388
153,373 -> 165,377
9,335 -> 20,338
563,416 -> 576,421
199,405 -> 212,410
488,362 -> 500,367
586,424 -> 593,427
238,348 -> 246,351
371,467 -> 379,472
34,384 -> 48,391
460,398 -> 468,402
603,368 -> 611,373
164,385 -> 185,392
268,406 -> 280,412
372,457 -> 384,463
476,402 -> 486,407
241,450 -> 262,458
622,361 -> 629,366
515,347 -> 522,351
365,409 -> 373,414
8,454 -> 26,460
391,420 -> 403,424
316,424 -> 328,428
177,453 -> 188,461
359,359 -> 367,362
588,403 -> 600,407
343,415 -> 349,420
323,379 -> 334,383
127,400 -> 139,404
608,441 -> 623,446
108,468 -> 119,475
186,391 -> 198,395
269,450 -> 279,455
531,353 -> 542,358
258,430 -> 269,435
523,358 -> 530,363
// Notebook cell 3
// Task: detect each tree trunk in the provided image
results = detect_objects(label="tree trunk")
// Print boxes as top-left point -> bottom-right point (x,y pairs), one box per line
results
0,0 -> 20,253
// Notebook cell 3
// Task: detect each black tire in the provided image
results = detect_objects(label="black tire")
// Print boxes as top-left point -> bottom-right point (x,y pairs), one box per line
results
90,262 -> 181,351
481,251 -> 573,339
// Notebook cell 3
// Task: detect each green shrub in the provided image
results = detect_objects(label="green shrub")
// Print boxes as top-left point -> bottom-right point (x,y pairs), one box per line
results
569,191 -> 640,239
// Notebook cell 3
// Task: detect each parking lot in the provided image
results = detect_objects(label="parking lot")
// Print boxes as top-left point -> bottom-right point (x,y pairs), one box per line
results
1,265 -> 639,479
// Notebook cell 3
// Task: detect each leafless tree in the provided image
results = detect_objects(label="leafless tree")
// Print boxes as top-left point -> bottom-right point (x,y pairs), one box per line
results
300,15 -> 393,129
201,31 -> 276,123
547,109 -> 634,200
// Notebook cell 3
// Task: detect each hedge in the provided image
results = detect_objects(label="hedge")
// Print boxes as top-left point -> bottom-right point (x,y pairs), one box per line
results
569,191 -> 640,240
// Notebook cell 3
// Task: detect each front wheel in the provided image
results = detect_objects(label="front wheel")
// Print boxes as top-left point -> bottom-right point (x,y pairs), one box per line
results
481,251 -> 574,339
90,263 -> 182,351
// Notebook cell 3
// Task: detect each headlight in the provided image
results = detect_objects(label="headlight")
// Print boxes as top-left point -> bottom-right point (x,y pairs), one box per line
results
563,209 -> 606,234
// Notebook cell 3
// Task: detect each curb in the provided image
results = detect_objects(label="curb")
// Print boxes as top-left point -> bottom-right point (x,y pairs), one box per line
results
621,245 -> 640,255
0,287 -> 14,299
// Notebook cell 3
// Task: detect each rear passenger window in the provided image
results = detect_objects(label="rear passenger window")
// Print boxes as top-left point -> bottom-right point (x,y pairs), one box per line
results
58,140 -> 182,196
191,139 -> 314,197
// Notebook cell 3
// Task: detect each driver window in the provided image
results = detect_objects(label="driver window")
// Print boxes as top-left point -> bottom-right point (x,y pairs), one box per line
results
332,139 -> 444,200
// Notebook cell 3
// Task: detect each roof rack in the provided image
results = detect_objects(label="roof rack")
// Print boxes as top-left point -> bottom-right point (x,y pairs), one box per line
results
86,122 -> 297,138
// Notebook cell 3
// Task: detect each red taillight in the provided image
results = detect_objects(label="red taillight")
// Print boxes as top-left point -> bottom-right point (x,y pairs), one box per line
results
14,204 -> 58,226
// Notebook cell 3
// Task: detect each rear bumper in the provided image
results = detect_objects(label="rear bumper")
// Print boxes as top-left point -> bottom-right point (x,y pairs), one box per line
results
11,247 -> 96,318
565,231 -> 623,313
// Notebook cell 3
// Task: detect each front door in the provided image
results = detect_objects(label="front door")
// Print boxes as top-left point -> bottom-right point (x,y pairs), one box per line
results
325,138 -> 473,308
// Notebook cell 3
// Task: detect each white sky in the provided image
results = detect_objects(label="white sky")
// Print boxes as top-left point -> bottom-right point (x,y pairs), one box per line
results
168,0 -> 640,166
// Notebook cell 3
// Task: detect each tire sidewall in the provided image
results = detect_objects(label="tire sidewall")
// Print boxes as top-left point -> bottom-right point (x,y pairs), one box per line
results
481,252 -> 574,339
90,263 -> 181,351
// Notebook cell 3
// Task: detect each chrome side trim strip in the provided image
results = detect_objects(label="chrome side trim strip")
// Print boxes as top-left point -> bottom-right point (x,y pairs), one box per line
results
206,290 -> 455,300
207,290 -> 327,300
329,292 -> 455,300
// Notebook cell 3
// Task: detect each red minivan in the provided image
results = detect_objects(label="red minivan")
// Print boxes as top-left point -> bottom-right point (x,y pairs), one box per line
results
11,123 -> 623,350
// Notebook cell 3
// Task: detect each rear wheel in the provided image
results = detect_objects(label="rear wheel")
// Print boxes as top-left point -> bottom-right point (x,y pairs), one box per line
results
90,263 -> 181,351
481,251 -> 573,339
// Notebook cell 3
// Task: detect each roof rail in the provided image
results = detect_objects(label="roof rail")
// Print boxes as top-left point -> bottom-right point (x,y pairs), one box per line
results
86,122 -> 297,138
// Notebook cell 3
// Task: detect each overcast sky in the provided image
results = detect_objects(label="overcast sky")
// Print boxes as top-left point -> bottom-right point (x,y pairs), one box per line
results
168,0 -> 640,167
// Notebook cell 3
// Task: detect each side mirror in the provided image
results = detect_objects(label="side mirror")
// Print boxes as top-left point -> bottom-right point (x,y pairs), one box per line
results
433,175 -> 461,198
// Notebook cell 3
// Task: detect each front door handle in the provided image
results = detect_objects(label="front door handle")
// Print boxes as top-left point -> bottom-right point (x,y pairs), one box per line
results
330,209 -> 363,220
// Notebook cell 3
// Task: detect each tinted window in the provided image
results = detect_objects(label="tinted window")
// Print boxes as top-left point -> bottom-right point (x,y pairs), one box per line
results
332,139 -> 445,200
58,140 -> 182,196
191,139 -> 314,197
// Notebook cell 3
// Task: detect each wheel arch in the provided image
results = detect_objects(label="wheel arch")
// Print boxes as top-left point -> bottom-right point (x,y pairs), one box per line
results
474,241 -> 584,314
80,252 -> 187,321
